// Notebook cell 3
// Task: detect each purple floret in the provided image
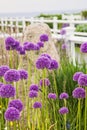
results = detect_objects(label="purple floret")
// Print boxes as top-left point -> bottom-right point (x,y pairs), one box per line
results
18,69 -> 28,80
24,42 -> 35,51
0,65 -> 10,77
72,87 -> 85,99
62,43 -> 67,49
0,82 -> 4,88
73,72 -> 83,81
48,93 -> 57,99
36,56 -> 51,69
60,29 -> 66,35
8,99 -> 23,112
11,40 -> 20,50
40,34 -> 49,42
37,41 -> 44,48
4,107 -> 20,121
39,78 -> 50,87
80,42 -> 87,53
41,53 -> 51,60
4,69 -> 20,82
78,74 -> 87,86
29,90 -> 38,98
59,107 -> 69,114
59,92 -> 69,99
29,84 -> 39,91
34,44 -> 40,50
49,59 -> 59,70
0,84 -> 16,98
33,102 -> 42,108
5,37 -> 15,47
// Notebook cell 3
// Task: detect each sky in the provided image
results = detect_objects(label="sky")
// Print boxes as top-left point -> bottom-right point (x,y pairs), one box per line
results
0,0 -> 87,13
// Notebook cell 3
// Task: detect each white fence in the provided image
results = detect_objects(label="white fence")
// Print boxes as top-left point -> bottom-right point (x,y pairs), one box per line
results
0,16 -> 87,65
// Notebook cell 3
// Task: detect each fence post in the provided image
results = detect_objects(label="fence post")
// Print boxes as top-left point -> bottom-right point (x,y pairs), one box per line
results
53,17 -> 58,35
30,17 -> 34,24
69,14 -> 75,28
1,18 -> 4,32
22,17 -> 26,32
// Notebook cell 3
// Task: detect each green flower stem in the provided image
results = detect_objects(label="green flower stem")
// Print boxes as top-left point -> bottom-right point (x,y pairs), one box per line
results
84,87 -> 87,130
9,50 -> 13,68
78,99 -> 81,130
64,99 -> 67,130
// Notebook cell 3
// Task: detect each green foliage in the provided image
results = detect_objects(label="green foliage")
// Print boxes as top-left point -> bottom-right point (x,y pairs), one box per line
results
76,24 -> 87,32
81,10 -> 87,19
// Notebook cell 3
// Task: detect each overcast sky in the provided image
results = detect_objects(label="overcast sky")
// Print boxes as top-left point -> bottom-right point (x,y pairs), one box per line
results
0,0 -> 87,13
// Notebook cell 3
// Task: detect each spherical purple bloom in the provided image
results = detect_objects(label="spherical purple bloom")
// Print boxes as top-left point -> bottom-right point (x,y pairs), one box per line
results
29,90 -> 38,98
0,82 -> 4,88
4,107 -> 20,121
6,46 -> 10,50
33,102 -> 42,109
49,59 -> 59,70
37,42 -> 44,48
36,56 -> 51,69
59,92 -> 69,99
39,78 -> 50,87
0,84 -> 16,98
60,29 -> 66,35
5,37 -> 15,47
72,87 -> 85,98
34,44 -> 40,50
4,69 -> 20,82
19,47 -> 25,55
62,43 -> 67,50
40,34 -> 49,42
59,107 -> 69,114
80,42 -> 87,53
48,93 -> 57,99
73,72 -> 83,81
0,65 -> 10,77
78,74 -> 87,86
29,84 -> 39,91
18,69 -> 28,80
24,42 -> 35,51
8,99 -> 23,112
11,40 -> 20,50
16,45 -> 22,51
41,53 -> 51,60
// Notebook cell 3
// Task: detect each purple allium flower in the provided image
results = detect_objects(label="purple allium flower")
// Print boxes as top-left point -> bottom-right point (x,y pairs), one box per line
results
11,40 -> 20,50
59,92 -> 69,99
80,42 -> 87,53
4,107 -> 20,121
24,42 -> 35,51
6,46 -> 10,50
39,78 -> 50,87
41,53 -> 51,60
29,90 -> 38,98
73,72 -> 83,81
48,93 -> 57,99
18,69 -> 28,80
37,42 -> 44,48
4,69 -> 20,82
49,59 -> 59,70
60,29 -> 66,35
34,44 -> 40,50
0,65 -> 10,77
5,37 -> 15,47
40,34 -> 49,42
29,84 -> 39,91
33,102 -> 42,109
72,87 -> 85,98
8,99 -> 23,112
0,84 -> 16,98
36,56 -> 51,69
19,47 -> 25,55
0,82 -> 4,88
78,74 -> 87,86
59,107 -> 69,114
62,43 -> 67,50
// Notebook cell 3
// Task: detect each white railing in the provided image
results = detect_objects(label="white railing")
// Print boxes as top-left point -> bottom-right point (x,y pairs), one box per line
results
0,16 -> 87,65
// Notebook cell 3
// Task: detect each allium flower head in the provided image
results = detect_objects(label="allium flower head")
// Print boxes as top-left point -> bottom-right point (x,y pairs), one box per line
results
8,99 -> 23,112
29,84 -> 39,91
73,72 -> 83,81
0,84 -> 16,98
11,40 -> 20,50
72,87 -> 85,98
34,44 -> 40,50
33,102 -> 42,108
39,78 -> 50,87
5,37 -> 15,47
37,41 -> 44,48
48,93 -> 57,99
59,92 -> 69,99
0,82 -> 4,88
40,34 -> 49,42
0,65 -> 10,77
29,90 -> 38,98
18,69 -> 28,80
80,42 -> 87,53
41,53 -> 51,59
60,29 -> 66,35
49,59 -> 59,70
59,107 -> 69,114
4,107 -> 20,121
62,43 -> 67,49
24,42 -> 35,51
4,69 -> 20,82
78,74 -> 87,86
36,56 -> 51,69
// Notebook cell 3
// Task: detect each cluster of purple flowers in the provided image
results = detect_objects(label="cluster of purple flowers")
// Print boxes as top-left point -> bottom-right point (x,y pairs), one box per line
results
59,92 -> 69,99
80,42 -> 87,53
18,69 -> 28,80
48,93 -> 57,99
59,107 -> 69,114
29,84 -> 39,98
36,53 -> 59,70
61,43 -> 67,50
0,65 -> 10,77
